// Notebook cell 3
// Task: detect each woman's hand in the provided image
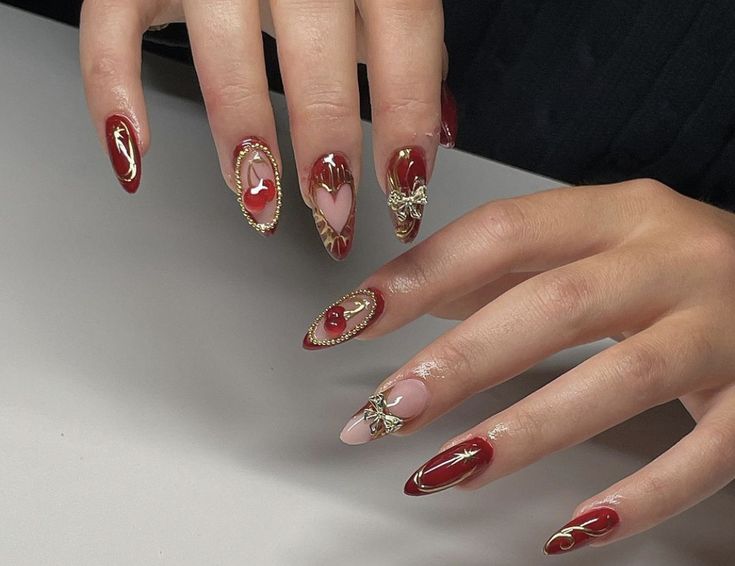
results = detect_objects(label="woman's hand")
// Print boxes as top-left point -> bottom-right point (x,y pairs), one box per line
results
303,179 -> 735,555
79,0 -> 454,255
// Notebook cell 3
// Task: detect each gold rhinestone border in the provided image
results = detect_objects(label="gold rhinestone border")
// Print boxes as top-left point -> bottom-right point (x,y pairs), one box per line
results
234,141 -> 282,234
306,289 -> 378,347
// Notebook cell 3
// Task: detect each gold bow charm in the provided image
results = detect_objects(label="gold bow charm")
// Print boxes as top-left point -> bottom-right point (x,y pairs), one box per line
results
387,177 -> 428,222
363,393 -> 404,437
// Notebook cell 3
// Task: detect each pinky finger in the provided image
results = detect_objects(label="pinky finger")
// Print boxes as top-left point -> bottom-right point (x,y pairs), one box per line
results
544,387 -> 735,555
80,0 -> 156,193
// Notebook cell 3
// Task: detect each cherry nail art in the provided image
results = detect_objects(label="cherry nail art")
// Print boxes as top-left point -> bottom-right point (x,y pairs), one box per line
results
543,507 -> 620,555
340,378 -> 429,445
105,114 -> 141,194
303,288 -> 384,350
404,437 -> 494,496
439,82 -> 458,148
309,153 -> 356,260
234,137 -> 282,235
386,147 -> 428,244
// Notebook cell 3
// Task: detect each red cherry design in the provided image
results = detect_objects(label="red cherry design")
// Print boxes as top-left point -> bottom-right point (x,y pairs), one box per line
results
324,305 -> 347,336
242,178 -> 276,214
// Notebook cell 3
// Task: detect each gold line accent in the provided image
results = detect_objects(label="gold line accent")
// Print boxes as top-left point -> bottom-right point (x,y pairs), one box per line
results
234,141 -> 282,234
410,448 -> 481,493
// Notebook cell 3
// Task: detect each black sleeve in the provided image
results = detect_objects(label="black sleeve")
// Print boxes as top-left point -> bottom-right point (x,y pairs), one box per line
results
6,0 -> 735,209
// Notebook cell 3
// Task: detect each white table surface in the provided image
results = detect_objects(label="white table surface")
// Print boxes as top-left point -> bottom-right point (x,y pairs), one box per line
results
1,5 -> 733,565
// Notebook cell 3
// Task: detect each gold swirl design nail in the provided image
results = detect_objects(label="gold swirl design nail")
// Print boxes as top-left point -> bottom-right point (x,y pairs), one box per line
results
543,507 -> 620,555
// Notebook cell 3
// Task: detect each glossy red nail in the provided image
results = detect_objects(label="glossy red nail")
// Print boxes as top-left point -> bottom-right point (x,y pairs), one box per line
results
105,114 -> 141,194
309,153 -> 356,260
303,288 -> 384,350
234,137 -> 282,236
543,507 -> 620,555
386,147 -> 428,244
439,82 -> 458,148
404,437 -> 494,496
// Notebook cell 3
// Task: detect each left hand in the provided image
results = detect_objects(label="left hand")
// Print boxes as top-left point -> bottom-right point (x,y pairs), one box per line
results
303,178 -> 735,554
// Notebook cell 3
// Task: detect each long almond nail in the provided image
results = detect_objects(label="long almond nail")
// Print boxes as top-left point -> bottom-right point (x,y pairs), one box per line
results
404,437 -> 494,496
309,153 -> 356,260
543,507 -> 620,555
234,137 -> 282,236
303,288 -> 384,350
340,378 -> 429,445
439,82 -> 458,148
386,147 -> 427,244
105,114 -> 141,194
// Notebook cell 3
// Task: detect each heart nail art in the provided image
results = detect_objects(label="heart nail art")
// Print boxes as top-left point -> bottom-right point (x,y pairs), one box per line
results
309,153 -> 356,260
234,137 -> 282,235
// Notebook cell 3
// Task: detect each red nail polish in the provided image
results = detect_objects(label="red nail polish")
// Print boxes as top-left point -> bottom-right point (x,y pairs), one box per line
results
386,147 -> 428,244
439,82 -> 458,148
303,288 -> 384,350
105,114 -> 141,194
234,137 -> 282,236
404,437 -> 494,496
309,153 -> 356,260
543,507 -> 620,555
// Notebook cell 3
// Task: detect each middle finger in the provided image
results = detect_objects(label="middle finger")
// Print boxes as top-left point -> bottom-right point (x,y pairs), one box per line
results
271,0 -> 362,260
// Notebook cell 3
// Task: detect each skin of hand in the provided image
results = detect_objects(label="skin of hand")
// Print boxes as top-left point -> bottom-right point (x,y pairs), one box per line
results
303,178 -> 735,555
79,0 -> 453,256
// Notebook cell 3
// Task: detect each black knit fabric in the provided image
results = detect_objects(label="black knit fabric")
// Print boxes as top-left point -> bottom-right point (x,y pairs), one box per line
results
443,1 -> 735,209
5,0 -> 735,209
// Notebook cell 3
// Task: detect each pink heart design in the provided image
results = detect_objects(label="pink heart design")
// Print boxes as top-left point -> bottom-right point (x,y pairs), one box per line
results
315,183 -> 353,234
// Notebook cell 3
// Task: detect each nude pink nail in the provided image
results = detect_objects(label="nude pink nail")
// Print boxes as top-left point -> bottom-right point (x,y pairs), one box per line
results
340,378 -> 429,445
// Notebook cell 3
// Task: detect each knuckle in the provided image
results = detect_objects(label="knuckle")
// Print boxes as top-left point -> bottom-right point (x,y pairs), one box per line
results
375,94 -> 435,119
201,80 -> 267,115
696,226 -> 735,272
432,338 -> 478,392
631,178 -> 674,200
611,343 -> 668,402
637,471 -> 669,499
476,199 -> 530,245
529,270 -> 591,325
292,91 -> 355,126
83,50 -> 125,87
512,407 -> 546,452
699,422 -> 735,467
